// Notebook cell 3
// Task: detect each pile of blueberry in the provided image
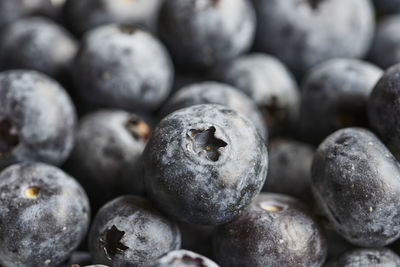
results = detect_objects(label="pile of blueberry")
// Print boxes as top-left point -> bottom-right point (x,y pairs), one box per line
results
2,0 -> 400,266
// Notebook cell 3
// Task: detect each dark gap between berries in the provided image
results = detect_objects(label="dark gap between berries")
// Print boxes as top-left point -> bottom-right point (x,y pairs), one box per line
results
0,117 -> 19,156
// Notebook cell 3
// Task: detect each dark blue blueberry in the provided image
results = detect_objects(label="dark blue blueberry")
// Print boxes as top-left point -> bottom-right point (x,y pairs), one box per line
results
144,104 -> 268,225
262,138 -> 314,204
88,195 -> 181,267
369,15 -> 400,69
65,110 -> 150,212
160,81 -> 267,141
158,0 -> 256,70
373,0 -> 400,15
150,250 -> 218,267
312,127 -> 400,247
0,162 -> 90,267
63,0 -> 162,36
213,53 -> 299,136
213,193 -> 327,267
368,63 -> 400,160
299,58 -> 383,143
251,0 -> 375,78
0,16 -> 78,80
0,70 -> 76,169
71,24 -> 174,112
326,248 -> 400,267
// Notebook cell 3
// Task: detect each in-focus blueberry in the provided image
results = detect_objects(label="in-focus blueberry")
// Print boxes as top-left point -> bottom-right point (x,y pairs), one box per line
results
88,195 -> 181,267
0,162 -> 90,267
213,193 -> 327,267
312,127 -> 400,247
144,104 -> 268,225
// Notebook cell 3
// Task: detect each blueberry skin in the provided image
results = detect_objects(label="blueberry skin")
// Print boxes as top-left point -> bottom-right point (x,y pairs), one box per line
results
262,138 -> 314,204
0,17 -> 78,80
213,193 -> 327,267
65,110 -> 149,212
143,104 -> 268,225
251,0 -> 375,78
299,58 -> 383,144
373,0 -> 400,15
160,81 -> 267,141
368,63 -> 400,160
63,0 -> 163,36
369,15 -> 400,70
158,0 -> 256,70
0,70 -> 76,169
150,250 -> 219,267
88,195 -> 181,267
0,162 -> 90,267
312,127 -> 400,247
71,24 -> 173,112
213,53 -> 299,136
325,248 -> 400,267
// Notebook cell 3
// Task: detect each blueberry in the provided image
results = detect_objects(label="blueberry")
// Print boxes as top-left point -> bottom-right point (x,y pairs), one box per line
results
143,104 -> 268,225
312,127 -> 400,247
299,58 -> 383,143
63,0 -> 163,36
369,15 -> 400,70
213,193 -> 327,267
71,24 -> 173,112
65,110 -> 150,212
373,0 -> 400,15
0,16 -> 78,80
160,81 -> 267,141
213,53 -> 299,136
0,70 -> 76,169
0,162 -> 90,267
88,195 -> 181,267
326,248 -> 400,267
262,138 -> 314,204
150,250 -> 218,267
251,0 -> 375,78
368,63 -> 400,160
158,0 -> 256,70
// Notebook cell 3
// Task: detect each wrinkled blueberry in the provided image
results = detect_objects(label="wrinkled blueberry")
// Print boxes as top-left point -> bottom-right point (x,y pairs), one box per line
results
160,81 -> 267,140
368,63 -> 400,160
312,127 -> 400,247
158,0 -> 256,70
213,53 -> 299,136
251,0 -> 375,77
0,16 -> 78,80
213,193 -> 327,267
326,248 -> 400,267
369,15 -> 400,69
144,104 -> 268,225
65,110 -> 150,212
88,195 -> 181,267
150,250 -> 218,267
299,58 -> 383,143
0,70 -> 76,169
63,0 -> 162,36
262,138 -> 314,204
71,24 -> 173,112
0,162 -> 90,267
